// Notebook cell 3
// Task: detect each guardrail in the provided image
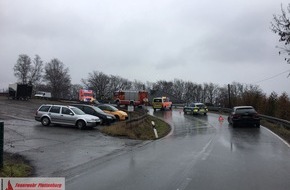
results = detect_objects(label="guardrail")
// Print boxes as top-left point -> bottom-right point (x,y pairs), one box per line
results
126,113 -> 148,126
259,114 -> 290,129
118,107 -> 148,127
207,106 -> 290,129
121,105 -> 290,129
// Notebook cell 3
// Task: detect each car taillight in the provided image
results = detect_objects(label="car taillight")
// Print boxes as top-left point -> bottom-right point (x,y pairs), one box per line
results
253,113 -> 260,119
233,114 -> 241,119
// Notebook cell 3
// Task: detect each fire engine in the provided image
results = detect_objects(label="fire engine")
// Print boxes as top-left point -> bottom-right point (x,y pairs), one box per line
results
79,89 -> 95,102
113,90 -> 149,106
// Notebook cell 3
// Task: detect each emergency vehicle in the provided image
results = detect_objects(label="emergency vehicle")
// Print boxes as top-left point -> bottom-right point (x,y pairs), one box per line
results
79,89 -> 95,102
152,96 -> 172,111
113,90 -> 149,106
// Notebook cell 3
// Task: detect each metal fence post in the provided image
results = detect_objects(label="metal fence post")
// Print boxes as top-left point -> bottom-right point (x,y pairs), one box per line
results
0,121 -> 3,169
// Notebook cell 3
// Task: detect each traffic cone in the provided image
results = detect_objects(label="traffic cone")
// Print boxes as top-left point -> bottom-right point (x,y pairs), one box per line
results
218,115 -> 224,122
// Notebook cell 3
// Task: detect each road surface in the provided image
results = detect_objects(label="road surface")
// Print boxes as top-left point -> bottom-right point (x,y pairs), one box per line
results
66,109 -> 290,190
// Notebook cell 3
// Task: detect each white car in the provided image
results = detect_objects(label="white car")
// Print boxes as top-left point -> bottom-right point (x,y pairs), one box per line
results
35,104 -> 101,129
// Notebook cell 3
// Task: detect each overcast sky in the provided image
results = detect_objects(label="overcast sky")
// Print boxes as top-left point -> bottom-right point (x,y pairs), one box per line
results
0,0 -> 289,95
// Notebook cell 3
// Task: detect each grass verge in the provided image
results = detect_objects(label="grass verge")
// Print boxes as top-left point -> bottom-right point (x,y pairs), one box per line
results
0,152 -> 33,177
100,115 -> 171,140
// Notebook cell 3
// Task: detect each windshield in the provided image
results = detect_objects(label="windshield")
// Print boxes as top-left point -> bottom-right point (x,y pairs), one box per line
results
108,105 -> 118,111
93,106 -> 104,113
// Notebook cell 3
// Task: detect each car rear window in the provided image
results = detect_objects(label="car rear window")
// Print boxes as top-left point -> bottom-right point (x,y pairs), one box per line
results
236,108 -> 256,114
189,103 -> 204,108
39,105 -> 51,112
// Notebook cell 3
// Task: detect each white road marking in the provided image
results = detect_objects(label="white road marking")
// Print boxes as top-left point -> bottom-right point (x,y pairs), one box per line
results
262,126 -> 290,148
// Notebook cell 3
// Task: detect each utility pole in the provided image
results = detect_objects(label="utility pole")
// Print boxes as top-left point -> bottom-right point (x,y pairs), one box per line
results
228,84 -> 231,108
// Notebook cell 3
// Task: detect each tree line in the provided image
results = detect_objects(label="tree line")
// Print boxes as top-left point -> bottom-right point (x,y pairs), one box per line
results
13,54 -> 290,120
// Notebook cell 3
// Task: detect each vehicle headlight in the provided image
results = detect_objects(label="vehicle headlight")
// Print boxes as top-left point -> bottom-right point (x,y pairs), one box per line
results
89,118 -> 99,122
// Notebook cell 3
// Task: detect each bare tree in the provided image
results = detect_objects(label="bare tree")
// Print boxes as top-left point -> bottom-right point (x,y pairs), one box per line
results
132,80 -> 145,90
265,92 -> 278,116
183,82 -> 202,103
203,82 -> 219,104
271,4 -> 290,68
70,84 -> 83,100
29,54 -> 43,85
153,80 -> 174,95
82,71 -> 111,100
109,75 -> 132,92
276,92 -> 290,119
172,79 -> 184,100
44,59 -> 71,99
13,54 -> 32,84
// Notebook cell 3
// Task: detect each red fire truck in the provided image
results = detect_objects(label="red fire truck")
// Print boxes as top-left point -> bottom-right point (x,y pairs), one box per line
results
79,89 -> 95,102
113,90 -> 149,106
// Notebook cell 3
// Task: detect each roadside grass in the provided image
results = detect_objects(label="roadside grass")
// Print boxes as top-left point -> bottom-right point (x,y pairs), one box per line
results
0,152 -> 33,177
100,115 -> 171,140
261,120 -> 290,144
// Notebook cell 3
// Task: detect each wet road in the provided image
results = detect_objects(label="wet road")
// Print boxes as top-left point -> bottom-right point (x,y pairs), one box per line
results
67,109 -> 290,190
1,98 -> 145,177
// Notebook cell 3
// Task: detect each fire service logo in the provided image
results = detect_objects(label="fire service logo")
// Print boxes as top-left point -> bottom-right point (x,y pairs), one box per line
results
1,178 -> 65,190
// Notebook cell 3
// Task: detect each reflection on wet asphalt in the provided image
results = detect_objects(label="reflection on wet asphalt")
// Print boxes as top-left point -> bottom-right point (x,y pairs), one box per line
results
67,109 -> 290,190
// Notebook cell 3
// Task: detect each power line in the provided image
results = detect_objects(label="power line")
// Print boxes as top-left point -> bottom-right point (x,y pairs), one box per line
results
252,70 -> 290,84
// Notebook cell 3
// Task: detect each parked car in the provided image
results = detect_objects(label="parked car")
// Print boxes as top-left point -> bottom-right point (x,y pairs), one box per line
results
227,106 -> 260,128
152,97 -> 172,111
183,102 -> 208,115
97,104 -> 128,121
35,104 -> 101,129
71,104 -> 116,125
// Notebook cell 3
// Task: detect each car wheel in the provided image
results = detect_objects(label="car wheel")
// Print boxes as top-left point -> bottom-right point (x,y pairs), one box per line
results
204,112 -> 207,115
41,117 -> 50,126
255,123 -> 260,128
76,120 -> 86,129
227,117 -> 231,124
154,108 -> 156,112
115,115 -> 120,121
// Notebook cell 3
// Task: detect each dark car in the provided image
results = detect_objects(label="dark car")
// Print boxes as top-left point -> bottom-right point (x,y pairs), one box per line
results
227,106 -> 260,128
71,104 -> 116,125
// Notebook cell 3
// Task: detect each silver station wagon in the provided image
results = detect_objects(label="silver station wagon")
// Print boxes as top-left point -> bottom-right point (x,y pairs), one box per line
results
35,104 -> 101,129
